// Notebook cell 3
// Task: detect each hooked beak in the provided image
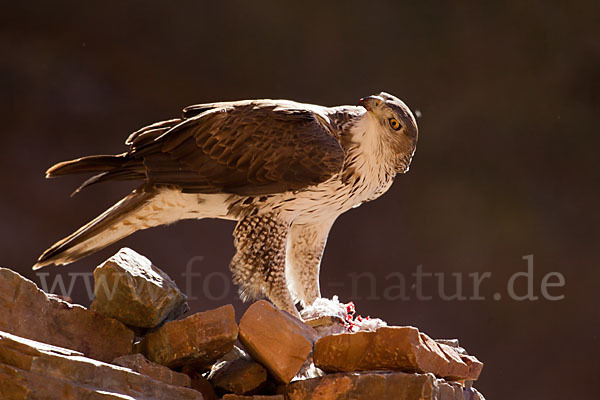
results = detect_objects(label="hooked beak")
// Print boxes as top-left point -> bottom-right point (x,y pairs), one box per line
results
358,95 -> 384,112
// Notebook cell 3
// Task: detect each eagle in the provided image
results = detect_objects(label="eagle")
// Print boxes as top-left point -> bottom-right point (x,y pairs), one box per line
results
34,92 -> 418,317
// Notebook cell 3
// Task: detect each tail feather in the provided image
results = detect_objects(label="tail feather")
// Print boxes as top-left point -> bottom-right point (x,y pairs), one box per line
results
45,153 -> 146,196
46,154 -> 129,177
70,169 -> 147,197
34,187 -> 156,269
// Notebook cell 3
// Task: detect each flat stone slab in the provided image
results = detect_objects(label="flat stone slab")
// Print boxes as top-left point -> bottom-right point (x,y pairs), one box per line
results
313,326 -> 483,381
112,353 -> 191,388
281,371 -> 486,400
238,300 -> 318,384
91,247 -> 189,329
139,304 -> 238,368
0,267 -> 133,362
0,330 -> 202,399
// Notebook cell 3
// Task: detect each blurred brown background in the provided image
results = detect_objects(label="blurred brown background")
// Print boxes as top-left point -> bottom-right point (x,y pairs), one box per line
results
1,1 -> 598,398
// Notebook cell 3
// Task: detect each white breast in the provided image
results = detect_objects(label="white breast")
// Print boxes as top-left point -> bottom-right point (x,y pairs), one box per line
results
269,115 -> 396,224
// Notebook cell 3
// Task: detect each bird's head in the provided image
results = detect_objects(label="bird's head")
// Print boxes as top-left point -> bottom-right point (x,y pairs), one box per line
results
358,92 -> 418,173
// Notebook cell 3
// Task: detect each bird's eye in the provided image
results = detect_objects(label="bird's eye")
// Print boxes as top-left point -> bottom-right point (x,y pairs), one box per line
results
389,118 -> 401,130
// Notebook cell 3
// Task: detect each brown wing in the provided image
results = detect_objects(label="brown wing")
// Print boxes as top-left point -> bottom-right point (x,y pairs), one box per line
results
128,100 -> 345,195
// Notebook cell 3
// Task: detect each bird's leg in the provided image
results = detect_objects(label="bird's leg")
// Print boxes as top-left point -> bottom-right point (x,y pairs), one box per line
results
230,213 -> 299,317
286,219 -> 335,309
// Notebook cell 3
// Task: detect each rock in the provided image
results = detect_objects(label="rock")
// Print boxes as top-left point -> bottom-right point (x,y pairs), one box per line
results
238,300 -> 318,384
90,247 -> 189,328
182,367 -> 219,400
463,387 -> 486,400
48,293 -> 72,303
0,330 -> 202,399
139,304 -> 238,368
280,371 -> 485,400
458,354 -> 484,382
112,353 -> 191,388
313,326 -> 483,381
0,267 -> 133,362
435,339 -> 463,351
222,396 -> 284,400
210,358 -> 267,395
435,338 -> 484,383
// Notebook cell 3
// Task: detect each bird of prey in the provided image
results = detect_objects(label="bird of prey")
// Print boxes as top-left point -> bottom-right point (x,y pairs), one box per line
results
34,92 -> 418,317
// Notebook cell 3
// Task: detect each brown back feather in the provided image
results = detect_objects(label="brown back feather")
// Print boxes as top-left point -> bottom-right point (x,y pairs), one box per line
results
46,99 -> 346,197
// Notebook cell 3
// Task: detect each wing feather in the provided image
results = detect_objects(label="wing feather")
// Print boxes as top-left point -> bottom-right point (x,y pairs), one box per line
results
130,100 -> 344,195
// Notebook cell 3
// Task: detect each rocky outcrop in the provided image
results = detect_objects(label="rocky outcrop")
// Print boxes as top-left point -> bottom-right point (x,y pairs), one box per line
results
0,267 -> 133,363
0,249 -> 486,399
91,248 -> 189,329
0,330 -> 202,399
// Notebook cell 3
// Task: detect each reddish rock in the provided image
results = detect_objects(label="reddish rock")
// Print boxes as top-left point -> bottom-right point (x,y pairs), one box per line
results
435,339 -> 484,384
112,353 -> 191,387
210,358 -> 267,394
281,371 -> 485,400
459,354 -> 484,382
183,368 -> 219,400
0,267 -> 133,362
139,304 -> 238,368
313,326 -> 483,381
222,396 -> 284,400
238,300 -> 318,384
0,330 -> 202,399
91,247 -> 189,328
